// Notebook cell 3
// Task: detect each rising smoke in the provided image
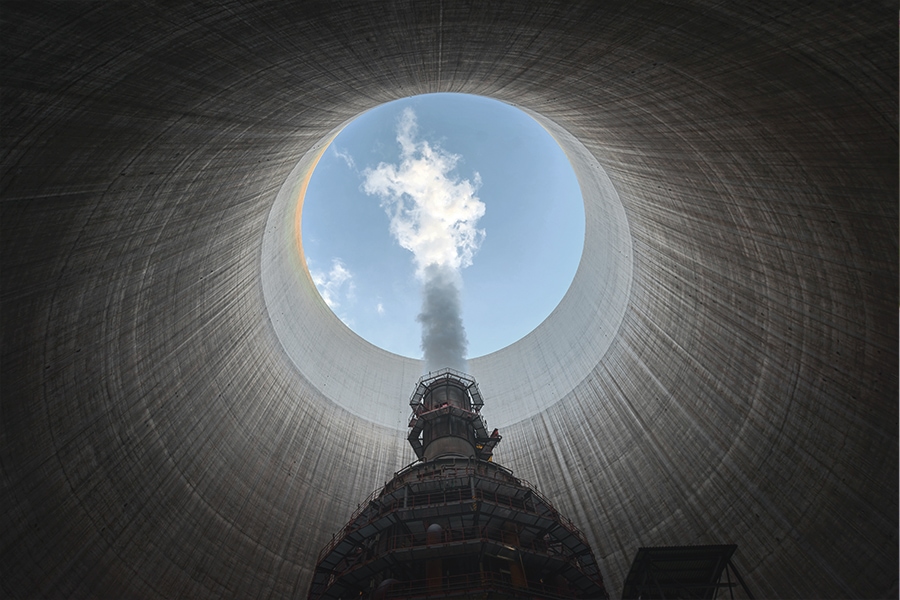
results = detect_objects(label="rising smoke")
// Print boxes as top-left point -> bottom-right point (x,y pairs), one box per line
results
363,108 -> 486,372
416,265 -> 467,371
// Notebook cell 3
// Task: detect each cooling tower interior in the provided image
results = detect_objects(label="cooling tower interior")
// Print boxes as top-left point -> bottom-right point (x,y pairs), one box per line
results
2,1 -> 896,598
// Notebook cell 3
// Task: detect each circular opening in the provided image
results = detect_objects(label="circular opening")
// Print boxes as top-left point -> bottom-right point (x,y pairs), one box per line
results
301,94 -> 585,360
261,98 -> 632,428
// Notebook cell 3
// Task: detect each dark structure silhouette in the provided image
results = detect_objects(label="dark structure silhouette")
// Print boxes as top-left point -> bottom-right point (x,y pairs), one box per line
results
309,370 -> 608,599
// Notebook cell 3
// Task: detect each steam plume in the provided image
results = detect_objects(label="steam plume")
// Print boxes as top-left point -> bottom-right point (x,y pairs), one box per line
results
363,108 -> 485,371
416,265 -> 467,371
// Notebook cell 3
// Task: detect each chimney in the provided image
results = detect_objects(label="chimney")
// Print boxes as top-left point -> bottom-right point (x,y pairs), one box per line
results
406,368 -> 500,462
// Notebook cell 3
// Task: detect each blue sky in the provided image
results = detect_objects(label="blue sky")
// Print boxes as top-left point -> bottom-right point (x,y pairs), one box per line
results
302,93 -> 584,359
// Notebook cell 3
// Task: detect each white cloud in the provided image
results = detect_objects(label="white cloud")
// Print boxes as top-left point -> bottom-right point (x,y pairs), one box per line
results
310,258 -> 354,309
376,302 -> 385,315
362,107 -> 486,278
332,146 -> 356,170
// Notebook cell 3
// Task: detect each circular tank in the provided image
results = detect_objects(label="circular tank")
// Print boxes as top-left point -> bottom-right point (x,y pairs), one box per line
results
423,380 -> 471,411
422,379 -> 477,460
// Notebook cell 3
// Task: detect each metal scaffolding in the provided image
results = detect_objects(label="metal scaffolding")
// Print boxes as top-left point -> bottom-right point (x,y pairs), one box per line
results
308,373 -> 608,599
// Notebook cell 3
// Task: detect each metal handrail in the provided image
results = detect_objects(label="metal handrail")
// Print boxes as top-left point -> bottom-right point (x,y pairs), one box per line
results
517,477 -> 592,549
407,368 -> 484,410
316,487 -> 593,568
371,569 -> 592,599
384,524 -> 579,560
323,525 -> 603,597
315,460 -> 593,565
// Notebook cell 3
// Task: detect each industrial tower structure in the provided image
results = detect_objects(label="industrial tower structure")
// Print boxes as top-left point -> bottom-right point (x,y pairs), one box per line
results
2,3 -> 896,599
308,369 -> 609,599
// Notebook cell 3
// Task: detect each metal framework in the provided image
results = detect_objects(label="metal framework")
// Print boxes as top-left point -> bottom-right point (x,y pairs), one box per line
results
308,372 -> 609,599
621,545 -> 754,600
406,369 -> 499,462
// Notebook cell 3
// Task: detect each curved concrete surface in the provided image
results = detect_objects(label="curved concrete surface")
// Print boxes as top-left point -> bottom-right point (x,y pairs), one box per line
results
2,2 -> 896,598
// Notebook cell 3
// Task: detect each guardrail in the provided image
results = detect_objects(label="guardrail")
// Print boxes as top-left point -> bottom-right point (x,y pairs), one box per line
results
326,523 -> 590,580
315,462 -> 594,567
377,570 -> 589,599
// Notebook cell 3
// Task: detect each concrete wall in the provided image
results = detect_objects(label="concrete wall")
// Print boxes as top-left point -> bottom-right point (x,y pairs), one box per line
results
2,1 -> 896,598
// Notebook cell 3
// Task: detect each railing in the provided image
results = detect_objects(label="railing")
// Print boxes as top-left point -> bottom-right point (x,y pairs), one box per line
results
326,527 -> 602,598
407,404 -> 484,431
374,570 -> 591,600
381,524 -> 578,558
316,486 -> 383,563
315,459 -> 593,566
324,521 -> 599,585
408,368 -> 484,411
316,490 -> 592,569
516,477 -> 592,549
400,456 -> 513,482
